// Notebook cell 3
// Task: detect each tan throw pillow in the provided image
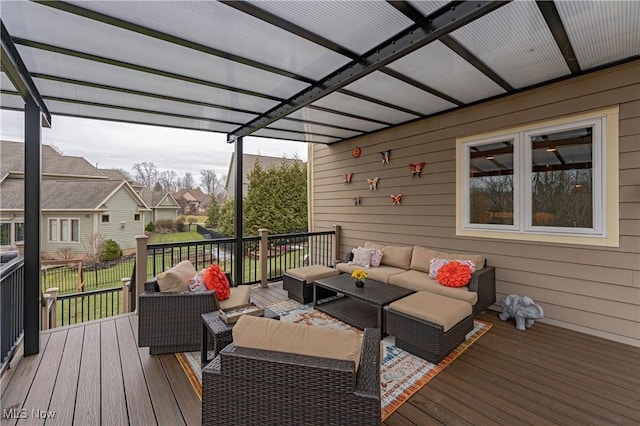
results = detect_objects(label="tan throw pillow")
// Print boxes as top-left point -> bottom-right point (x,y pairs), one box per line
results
156,260 -> 196,292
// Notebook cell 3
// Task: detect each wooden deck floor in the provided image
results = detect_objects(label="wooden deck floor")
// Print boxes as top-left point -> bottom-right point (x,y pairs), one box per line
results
2,283 -> 639,425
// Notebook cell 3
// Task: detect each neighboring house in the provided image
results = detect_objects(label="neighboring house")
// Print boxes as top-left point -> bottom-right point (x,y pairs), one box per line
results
0,141 -> 175,258
173,188 -> 211,215
139,189 -> 180,223
225,153 -> 305,198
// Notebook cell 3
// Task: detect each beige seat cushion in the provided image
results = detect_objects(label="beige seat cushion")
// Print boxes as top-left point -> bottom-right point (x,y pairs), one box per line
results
285,265 -> 339,282
156,260 -> 196,292
389,292 -> 472,332
410,245 -> 486,274
336,263 -> 406,284
218,285 -> 251,310
233,315 -> 363,369
389,270 -> 478,305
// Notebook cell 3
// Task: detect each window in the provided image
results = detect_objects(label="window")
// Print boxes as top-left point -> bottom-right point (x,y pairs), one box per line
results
49,219 -> 58,242
0,223 -> 10,245
14,223 -> 24,242
134,213 -> 141,221
101,214 -> 110,223
457,108 -> 619,246
48,218 -> 80,242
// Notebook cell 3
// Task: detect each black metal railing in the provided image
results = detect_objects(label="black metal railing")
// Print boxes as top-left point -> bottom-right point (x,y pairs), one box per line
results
41,256 -> 135,295
146,230 -> 335,285
1,257 -> 24,374
57,287 -> 123,327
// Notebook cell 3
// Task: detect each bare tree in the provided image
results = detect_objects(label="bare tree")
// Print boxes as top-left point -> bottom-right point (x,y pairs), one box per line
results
117,168 -> 133,181
82,232 -> 105,263
200,169 -> 218,195
180,172 -> 196,189
132,162 -> 159,189
158,170 -> 179,192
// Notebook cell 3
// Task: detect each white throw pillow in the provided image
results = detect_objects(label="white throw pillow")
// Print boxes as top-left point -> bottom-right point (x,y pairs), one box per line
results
370,249 -> 384,268
351,247 -> 373,268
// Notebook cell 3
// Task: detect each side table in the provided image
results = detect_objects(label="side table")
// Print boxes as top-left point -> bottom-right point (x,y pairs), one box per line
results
201,307 -> 280,366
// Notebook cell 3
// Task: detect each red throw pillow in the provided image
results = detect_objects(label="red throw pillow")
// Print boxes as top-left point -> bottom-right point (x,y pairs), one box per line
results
436,261 -> 472,288
202,264 -> 231,300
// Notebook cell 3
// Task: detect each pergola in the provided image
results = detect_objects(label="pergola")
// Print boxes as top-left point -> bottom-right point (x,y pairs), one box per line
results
1,1 -> 638,356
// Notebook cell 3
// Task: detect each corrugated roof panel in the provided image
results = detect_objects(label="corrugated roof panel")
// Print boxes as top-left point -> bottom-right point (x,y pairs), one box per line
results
344,71 -> 456,115
32,78 -> 258,125
387,40 -> 506,104
312,92 -> 418,124
255,128 -> 338,144
406,1 -> 450,17
250,1 -> 413,54
45,100 -> 238,134
16,47 -> 280,113
274,120 -> 362,140
556,1 -> 640,70
287,107 -> 386,133
450,1 -> 570,89
65,0 -> 352,80
2,1 -> 308,100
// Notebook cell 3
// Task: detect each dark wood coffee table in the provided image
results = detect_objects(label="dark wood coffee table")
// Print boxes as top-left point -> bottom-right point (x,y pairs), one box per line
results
201,307 -> 279,365
313,274 -> 414,333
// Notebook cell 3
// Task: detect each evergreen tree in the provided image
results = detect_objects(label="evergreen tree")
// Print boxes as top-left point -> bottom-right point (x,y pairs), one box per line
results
205,196 -> 220,228
217,198 -> 235,236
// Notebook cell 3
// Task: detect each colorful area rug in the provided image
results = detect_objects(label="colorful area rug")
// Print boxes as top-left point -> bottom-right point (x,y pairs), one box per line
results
176,299 -> 491,421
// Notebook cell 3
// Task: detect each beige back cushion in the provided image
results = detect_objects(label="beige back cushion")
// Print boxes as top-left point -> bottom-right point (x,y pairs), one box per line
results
410,245 -> 486,273
156,260 -> 196,292
233,315 -> 363,370
364,241 -> 413,270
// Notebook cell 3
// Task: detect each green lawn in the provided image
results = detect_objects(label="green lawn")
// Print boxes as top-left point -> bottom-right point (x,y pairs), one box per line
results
149,231 -> 204,243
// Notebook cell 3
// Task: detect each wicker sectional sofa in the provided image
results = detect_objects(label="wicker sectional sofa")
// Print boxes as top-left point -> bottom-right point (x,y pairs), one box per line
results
336,242 -> 495,315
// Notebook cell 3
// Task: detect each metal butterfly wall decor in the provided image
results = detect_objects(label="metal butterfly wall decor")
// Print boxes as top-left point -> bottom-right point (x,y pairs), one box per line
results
367,177 -> 379,191
380,150 -> 391,165
343,173 -> 353,184
353,196 -> 361,206
409,162 -> 426,178
390,194 -> 402,205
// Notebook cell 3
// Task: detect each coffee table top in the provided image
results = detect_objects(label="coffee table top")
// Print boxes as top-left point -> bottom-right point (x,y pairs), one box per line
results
314,273 -> 413,306
202,307 -> 279,334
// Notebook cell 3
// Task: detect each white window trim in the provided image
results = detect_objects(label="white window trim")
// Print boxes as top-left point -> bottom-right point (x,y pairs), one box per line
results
456,107 -> 619,247
101,214 -> 110,224
134,213 -> 141,221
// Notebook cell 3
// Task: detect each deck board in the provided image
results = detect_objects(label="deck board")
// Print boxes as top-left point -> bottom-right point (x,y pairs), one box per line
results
46,327 -> 84,426
1,283 -> 638,426
73,323 -> 101,426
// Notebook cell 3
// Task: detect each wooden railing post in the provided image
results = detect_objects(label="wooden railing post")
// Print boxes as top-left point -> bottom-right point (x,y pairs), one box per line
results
135,235 -> 149,314
332,224 -> 341,264
41,287 -> 58,330
122,277 -> 131,313
259,229 -> 269,288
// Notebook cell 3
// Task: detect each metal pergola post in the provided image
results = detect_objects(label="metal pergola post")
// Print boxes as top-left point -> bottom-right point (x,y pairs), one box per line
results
233,136 -> 244,287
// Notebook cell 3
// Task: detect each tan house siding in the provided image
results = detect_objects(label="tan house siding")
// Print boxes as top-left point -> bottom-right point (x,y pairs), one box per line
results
98,187 -> 145,250
311,61 -> 640,346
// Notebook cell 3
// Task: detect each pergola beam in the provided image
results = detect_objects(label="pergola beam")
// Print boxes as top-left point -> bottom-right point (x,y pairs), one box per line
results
227,1 -> 507,142
1,20 -> 51,126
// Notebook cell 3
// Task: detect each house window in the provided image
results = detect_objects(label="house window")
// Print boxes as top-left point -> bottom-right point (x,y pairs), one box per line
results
14,223 -> 24,242
134,213 -> 141,221
0,223 -> 10,245
457,108 -> 619,246
48,218 -> 80,242
101,214 -> 110,223
49,219 -> 58,242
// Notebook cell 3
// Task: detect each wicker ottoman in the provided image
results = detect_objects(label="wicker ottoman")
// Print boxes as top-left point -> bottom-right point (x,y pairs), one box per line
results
385,291 -> 473,363
283,265 -> 339,304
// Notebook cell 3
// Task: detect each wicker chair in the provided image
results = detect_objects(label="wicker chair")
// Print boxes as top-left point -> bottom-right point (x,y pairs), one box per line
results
202,328 -> 381,426
138,272 -> 244,355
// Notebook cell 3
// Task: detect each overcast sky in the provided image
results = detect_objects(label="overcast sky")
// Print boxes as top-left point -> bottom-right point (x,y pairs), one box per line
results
0,109 -> 309,182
